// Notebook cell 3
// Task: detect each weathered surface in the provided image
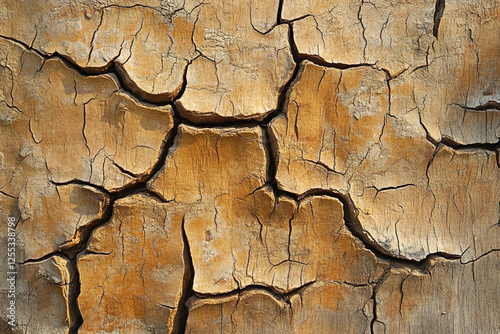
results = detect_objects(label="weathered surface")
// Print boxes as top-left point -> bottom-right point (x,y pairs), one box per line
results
0,38 -> 175,192
176,1 -> 295,121
0,0 -> 499,332
148,125 -> 269,294
354,145 -> 500,261
17,183 -> 109,262
78,194 -> 189,333
392,0 -> 500,145
282,0 -> 436,75
1,0 -> 295,120
0,256 -> 76,333
271,59 -> 500,262
185,290 -> 292,333
185,282 -> 376,333
1,36 -> 172,264
375,252 -> 500,333
270,61 -> 389,195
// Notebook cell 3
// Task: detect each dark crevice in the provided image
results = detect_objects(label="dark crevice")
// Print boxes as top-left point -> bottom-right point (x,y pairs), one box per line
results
112,161 -> 138,178
357,2 -> 367,60
172,216 -> 195,333
369,184 -> 417,199
248,5 -> 283,35
0,34 -> 180,106
291,188 -> 460,272
261,23 -> 303,125
192,280 -> 316,303
114,60 -> 185,103
67,259 -> 83,334
460,248 -> 500,265
277,0 -> 284,24
440,136 -> 500,152
19,250 -> 68,265
417,110 -> 440,146
432,0 -> 445,38
50,180 -> 111,197
451,101 -> 500,111
296,53 -> 375,70
417,105 -> 499,152
0,190 -> 17,199
370,268 -> 390,334
174,114 -> 264,129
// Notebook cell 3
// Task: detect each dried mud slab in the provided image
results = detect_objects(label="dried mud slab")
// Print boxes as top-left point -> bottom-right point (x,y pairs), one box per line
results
185,282 -> 377,333
1,0 -> 294,120
148,125 -> 269,294
353,145 -> 500,261
77,194 -> 190,333
375,252 -> 500,333
176,0 -> 295,121
0,256 -> 76,333
269,61 -> 389,195
391,0 -> 500,145
0,0 -> 498,333
282,0 -> 436,75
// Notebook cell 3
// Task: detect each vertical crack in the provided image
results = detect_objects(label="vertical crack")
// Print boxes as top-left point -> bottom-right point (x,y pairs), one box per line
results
432,0 -> 445,38
277,0 -> 284,24
369,269 -> 390,334
67,259 -> 83,334
47,110 -> 181,333
358,2 -> 367,60
172,216 -> 194,333
63,196 -> 114,333
86,9 -> 105,66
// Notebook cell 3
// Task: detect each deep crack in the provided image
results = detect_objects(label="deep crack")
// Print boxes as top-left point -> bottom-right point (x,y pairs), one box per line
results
432,0 -> 445,38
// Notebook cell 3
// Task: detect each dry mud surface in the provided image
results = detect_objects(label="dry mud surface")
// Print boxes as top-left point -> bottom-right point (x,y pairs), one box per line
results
0,0 -> 499,333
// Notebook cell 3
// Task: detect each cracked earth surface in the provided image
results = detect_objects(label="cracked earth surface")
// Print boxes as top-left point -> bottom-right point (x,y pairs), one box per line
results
0,0 -> 499,333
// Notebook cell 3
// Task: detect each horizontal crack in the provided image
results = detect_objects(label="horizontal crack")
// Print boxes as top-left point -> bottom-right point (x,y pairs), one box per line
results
451,101 -> 500,111
440,136 -> 500,152
296,52 -> 376,70
192,280 -> 316,302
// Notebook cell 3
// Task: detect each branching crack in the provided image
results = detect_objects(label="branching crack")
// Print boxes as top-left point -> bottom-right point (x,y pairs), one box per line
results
0,34 -> 186,105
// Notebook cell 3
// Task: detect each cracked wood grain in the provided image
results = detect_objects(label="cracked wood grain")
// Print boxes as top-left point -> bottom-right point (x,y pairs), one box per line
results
0,0 -> 498,333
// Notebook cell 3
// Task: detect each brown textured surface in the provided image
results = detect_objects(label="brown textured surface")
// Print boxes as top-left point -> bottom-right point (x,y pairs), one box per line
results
0,0 -> 499,332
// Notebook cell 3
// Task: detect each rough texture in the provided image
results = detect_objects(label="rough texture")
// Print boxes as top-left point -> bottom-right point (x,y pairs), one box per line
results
270,61 -> 390,195
0,0 -> 295,120
375,252 -> 500,333
186,283 -> 376,334
283,0 -> 436,75
0,256 -> 76,333
0,0 -> 499,332
77,194 -> 188,333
